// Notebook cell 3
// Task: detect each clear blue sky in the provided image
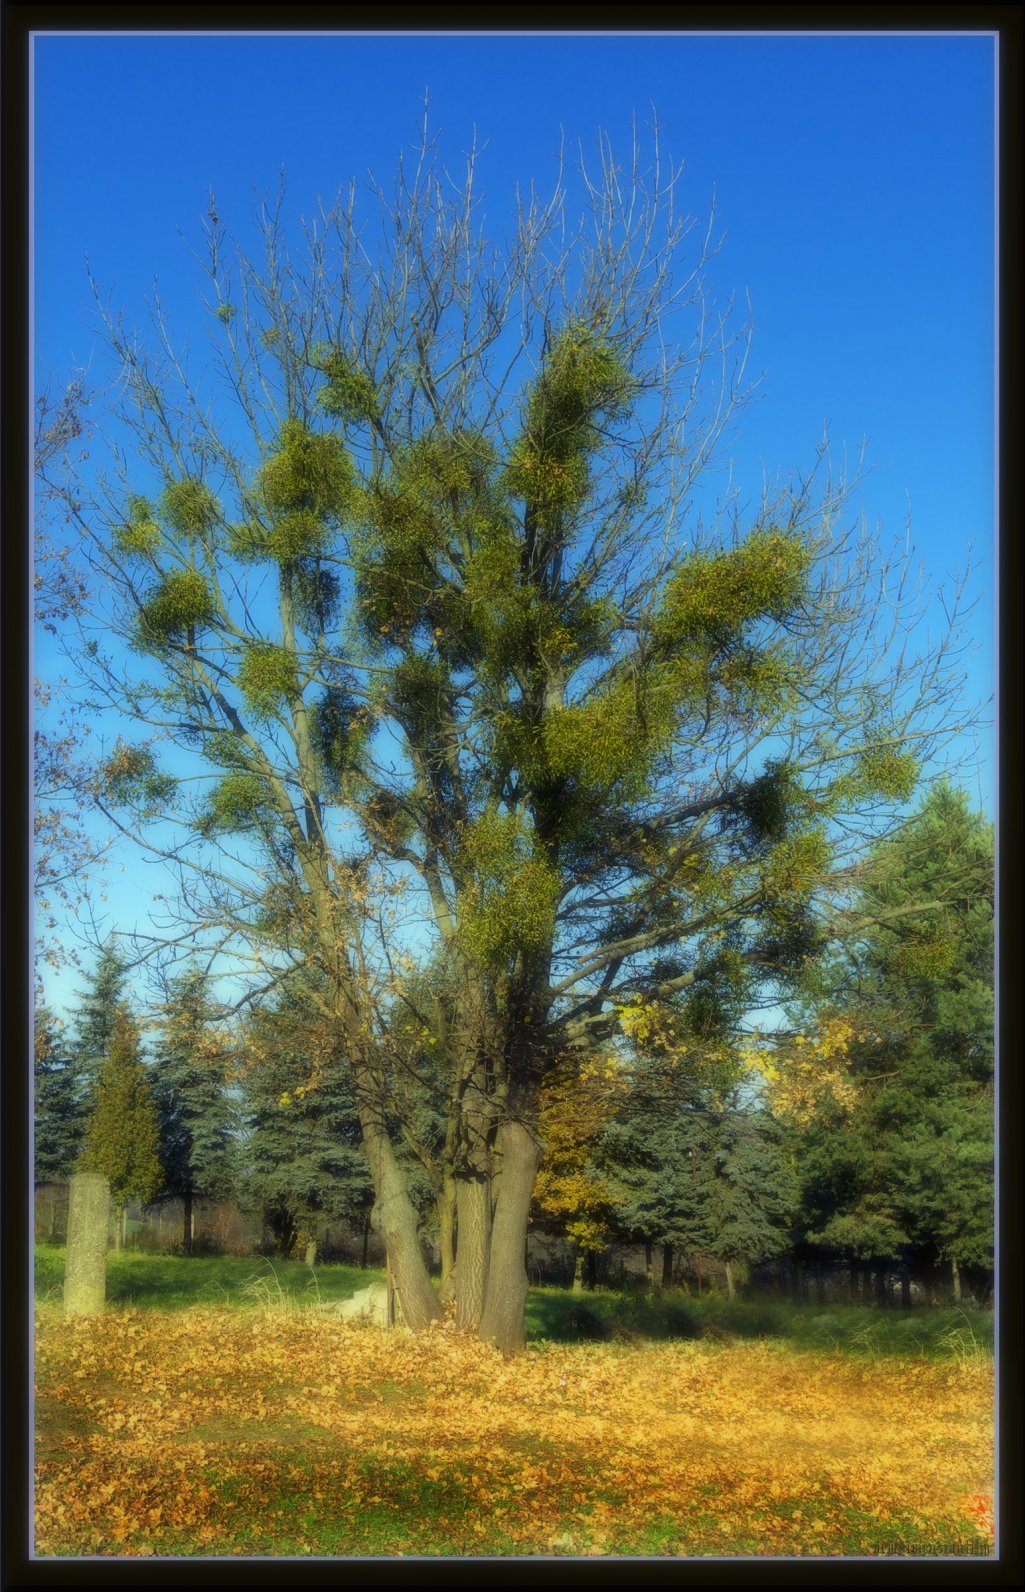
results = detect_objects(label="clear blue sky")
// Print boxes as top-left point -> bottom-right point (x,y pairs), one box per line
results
32,30 -> 996,1015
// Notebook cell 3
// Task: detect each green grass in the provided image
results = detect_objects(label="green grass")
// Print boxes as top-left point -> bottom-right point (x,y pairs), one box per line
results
34,1244 -> 384,1312
34,1245 -> 992,1358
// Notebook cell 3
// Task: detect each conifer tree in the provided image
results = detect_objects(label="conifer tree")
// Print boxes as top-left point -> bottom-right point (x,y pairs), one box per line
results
785,783 -> 993,1299
60,122 -> 976,1348
68,941 -> 128,1114
34,1001 -> 86,1186
239,985 -> 373,1259
79,1006 -> 163,1248
698,1098 -> 795,1298
151,969 -> 238,1254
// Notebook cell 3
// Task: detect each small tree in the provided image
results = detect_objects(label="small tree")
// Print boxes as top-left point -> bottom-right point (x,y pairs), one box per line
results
533,1052 -> 626,1291
79,1007 -> 163,1249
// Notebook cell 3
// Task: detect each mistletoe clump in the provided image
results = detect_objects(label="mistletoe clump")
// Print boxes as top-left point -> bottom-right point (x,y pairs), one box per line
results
138,567 -> 216,644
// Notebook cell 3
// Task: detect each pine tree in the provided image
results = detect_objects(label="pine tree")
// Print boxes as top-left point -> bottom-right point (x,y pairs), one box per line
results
79,1006 -> 163,1248
34,1001 -> 86,1187
151,969 -> 237,1254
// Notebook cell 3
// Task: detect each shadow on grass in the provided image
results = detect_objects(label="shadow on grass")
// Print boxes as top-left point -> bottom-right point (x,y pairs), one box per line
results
34,1245 -> 384,1311
523,1288 -> 993,1356
34,1245 -> 992,1357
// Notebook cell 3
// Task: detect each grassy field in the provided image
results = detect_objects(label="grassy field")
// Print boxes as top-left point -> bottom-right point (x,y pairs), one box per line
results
33,1249 -> 994,1559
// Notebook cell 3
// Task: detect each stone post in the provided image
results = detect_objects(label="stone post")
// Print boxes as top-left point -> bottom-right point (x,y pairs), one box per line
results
63,1172 -> 109,1316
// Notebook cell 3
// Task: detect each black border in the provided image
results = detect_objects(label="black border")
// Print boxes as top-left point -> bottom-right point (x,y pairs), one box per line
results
3,7 -> 1022,1588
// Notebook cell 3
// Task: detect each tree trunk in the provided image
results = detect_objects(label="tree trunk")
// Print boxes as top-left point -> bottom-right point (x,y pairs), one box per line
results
438,1174 -> 457,1303
454,1175 -> 491,1331
361,1212 -> 370,1270
64,1172 -> 109,1316
305,1233 -> 318,1268
478,1118 -> 541,1353
571,1251 -> 585,1294
875,1262 -> 888,1308
644,1239 -> 654,1296
111,1203 -> 125,1253
585,1250 -> 598,1291
662,1243 -> 674,1290
900,1265 -> 911,1310
725,1259 -> 735,1301
951,1255 -> 962,1305
183,1182 -> 193,1257
362,1125 -> 440,1331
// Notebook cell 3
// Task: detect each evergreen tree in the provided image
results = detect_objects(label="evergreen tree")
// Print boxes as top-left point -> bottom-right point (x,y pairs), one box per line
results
786,783 -> 994,1299
34,1001 -> 86,1186
699,1099 -> 796,1298
151,969 -> 238,1254
68,940 -> 128,1113
599,1055 -> 707,1288
79,1006 -> 163,1248
600,1059 -> 794,1296
239,987 -> 373,1259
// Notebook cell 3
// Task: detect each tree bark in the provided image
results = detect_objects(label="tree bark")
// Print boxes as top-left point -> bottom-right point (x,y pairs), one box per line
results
644,1239 -> 654,1296
111,1203 -> 126,1253
585,1250 -> 597,1291
875,1262 -> 888,1308
725,1259 -> 735,1301
454,1174 -> 491,1330
951,1255 -> 962,1305
64,1172 -> 109,1316
571,1251 -> 584,1294
438,1174 -> 457,1303
363,1124 -> 440,1331
305,1233 -> 318,1268
478,1118 -> 541,1353
662,1243 -> 674,1290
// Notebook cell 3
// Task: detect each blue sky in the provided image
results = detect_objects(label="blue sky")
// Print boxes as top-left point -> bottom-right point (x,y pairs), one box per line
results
32,30 -> 997,1015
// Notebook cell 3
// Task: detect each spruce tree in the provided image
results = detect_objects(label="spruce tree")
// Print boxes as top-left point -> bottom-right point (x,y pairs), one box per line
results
68,941 -> 128,1114
79,1006 -> 163,1248
34,1001 -> 86,1187
240,985 -> 373,1259
699,1099 -> 795,1298
151,969 -> 237,1253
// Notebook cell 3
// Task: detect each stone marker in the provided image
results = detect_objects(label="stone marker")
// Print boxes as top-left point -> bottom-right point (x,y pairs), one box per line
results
63,1172 -> 109,1316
